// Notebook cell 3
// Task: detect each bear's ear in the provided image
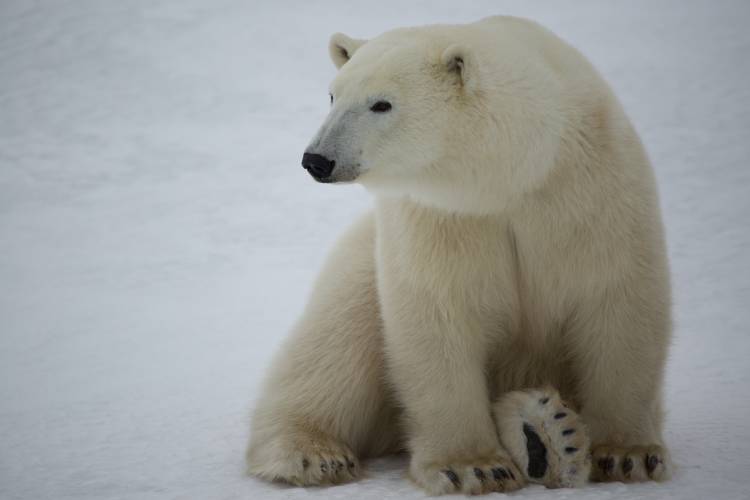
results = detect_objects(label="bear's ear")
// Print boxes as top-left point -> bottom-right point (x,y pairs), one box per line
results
441,44 -> 477,89
329,32 -> 367,69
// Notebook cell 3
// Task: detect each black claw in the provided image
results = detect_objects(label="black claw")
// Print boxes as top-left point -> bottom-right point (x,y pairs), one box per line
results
336,460 -> 344,471
646,454 -> 660,474
540,397 -> 549,404
622,457 -> 634,474
302,458 -> 309,470
565,447 -> 578,454
491,467 -> 508,481
598,456 -> 615,474
320,462 -> 328,473
508,468 -> 516,481
562,429 -> 575,436
346,457 -> 355,469
444,469 -> 461,488
474,468 -> 486,481
554,412 -> 567,419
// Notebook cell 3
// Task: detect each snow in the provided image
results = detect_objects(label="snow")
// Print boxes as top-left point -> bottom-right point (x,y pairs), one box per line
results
1,0 -> 749,499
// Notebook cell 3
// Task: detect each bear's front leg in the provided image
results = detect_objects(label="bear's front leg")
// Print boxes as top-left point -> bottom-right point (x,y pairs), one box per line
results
382,305 -> 524,495
569,284 -> 672,483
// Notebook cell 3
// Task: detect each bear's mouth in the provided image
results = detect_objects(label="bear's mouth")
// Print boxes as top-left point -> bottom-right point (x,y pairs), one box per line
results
304,163 -> 361,184
311,175 -> 336,184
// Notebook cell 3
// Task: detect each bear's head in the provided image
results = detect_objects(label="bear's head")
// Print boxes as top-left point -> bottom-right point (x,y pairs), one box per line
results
302,24 -> 564,215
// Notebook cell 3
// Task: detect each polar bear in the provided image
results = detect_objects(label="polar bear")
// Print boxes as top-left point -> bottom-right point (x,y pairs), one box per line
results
247,16 -> 672,495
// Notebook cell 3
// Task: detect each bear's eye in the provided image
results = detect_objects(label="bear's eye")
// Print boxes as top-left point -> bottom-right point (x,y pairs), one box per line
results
329,94 -> 333,105
370,101 -> 392,113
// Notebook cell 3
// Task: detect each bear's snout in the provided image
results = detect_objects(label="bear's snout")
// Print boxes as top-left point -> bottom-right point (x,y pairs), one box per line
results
302,152 -> 336,182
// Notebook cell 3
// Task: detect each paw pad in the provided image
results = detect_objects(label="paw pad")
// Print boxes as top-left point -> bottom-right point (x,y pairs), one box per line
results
495,388 -> 591,488
522,423 -> 548,478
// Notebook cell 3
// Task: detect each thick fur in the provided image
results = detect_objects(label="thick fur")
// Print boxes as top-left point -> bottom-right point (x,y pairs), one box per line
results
247,16 -> 671,495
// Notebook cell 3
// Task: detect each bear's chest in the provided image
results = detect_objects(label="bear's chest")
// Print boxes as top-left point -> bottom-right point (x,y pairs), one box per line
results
374,199 -> 518,312
373,199 -> 584,344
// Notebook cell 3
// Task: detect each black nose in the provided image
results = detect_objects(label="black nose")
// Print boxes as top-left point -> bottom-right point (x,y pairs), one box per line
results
301,153 -> 335,180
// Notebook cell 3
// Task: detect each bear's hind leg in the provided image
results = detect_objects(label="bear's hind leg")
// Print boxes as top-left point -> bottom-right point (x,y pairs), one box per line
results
247,213 -> 401,486
247,423 -> 361,486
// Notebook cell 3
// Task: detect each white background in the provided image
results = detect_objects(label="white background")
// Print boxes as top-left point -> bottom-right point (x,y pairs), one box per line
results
1,1 -> 749,499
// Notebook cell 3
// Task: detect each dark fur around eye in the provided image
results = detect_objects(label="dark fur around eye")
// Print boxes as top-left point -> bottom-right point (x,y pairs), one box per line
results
370,101 -> 392,112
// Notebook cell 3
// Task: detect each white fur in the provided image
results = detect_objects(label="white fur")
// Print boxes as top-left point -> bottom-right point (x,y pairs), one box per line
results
248,16 -> 671,495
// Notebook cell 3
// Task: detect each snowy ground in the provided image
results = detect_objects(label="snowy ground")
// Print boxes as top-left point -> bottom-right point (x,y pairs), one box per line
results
1,1 -> 749,499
